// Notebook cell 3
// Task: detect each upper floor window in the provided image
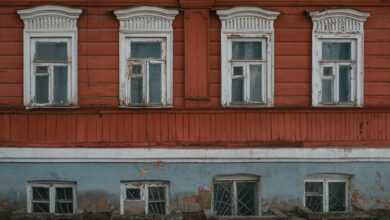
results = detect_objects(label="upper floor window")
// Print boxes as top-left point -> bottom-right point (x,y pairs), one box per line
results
17,6 -> 82,108
217,7 -> 279,107
213,174 -> 260,217
120,180 -> 169,215
27,180 -> 77,214
114,7 -> 178,107
310,9 -> 369,107
304,174 -> 351,213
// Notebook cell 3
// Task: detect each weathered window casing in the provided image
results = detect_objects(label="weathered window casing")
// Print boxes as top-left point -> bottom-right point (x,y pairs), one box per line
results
217,7 -> 279,107
115,7 -> 178,107
26,180 -> 77,214
120,181 -> 170,216
17,5 -> 82,108
310,9 -> 370,107
304,174 -> 351,213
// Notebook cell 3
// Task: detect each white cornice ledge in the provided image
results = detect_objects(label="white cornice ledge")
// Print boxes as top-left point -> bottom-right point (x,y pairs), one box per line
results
17,5 -> 82,20
217,7 -> 280,21
114,6 -> 179,21
309,9 -> 370,22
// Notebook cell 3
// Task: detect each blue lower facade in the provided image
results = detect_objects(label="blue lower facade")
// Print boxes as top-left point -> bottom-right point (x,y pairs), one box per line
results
0,162 -> 389,214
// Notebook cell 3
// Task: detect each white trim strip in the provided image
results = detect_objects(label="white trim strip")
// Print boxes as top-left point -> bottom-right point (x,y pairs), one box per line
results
1,148 -> 390,163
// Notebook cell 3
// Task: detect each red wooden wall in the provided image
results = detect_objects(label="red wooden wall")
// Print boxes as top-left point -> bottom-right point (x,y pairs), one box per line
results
0,0 -> 390,147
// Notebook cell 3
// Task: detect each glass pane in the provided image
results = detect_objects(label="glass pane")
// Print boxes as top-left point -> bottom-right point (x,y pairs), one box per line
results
322,79 -> 334,104
53,66 -> 68,105
232,78 -> 244,103
148,186 -> 165,201
35,42 -> 67,62
306,196 -> 323,212
36,66 -> 48,74
323,67 -> 333,77
132,64 -> 143,76
148,202 -> 166,215
305,182 -> 323,195
214,182 -> 233,216
339,66 -> 351,103
56,187 -> 73,201
233,66 -> 243,76
126,188 -> 141,200
232,41 -> 262,60
32,187 -> 49,201
131,42 -> 161,59
149,63 -> 162,104
250,65 -> 262,102
237,182 -> 257,216
32,202 -> 50,213
329,182 -> 346,212
322,42 -> 351,60
35,75 -> 49,104
55,202 -> 73,214
131,78 -> 143,104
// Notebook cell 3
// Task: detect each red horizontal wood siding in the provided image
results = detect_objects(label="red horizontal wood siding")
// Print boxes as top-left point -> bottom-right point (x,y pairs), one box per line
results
0,0 -> 389,147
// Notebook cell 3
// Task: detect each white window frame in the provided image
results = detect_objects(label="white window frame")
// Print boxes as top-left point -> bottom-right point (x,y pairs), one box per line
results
17,5 -> 81,108
120,181 -> 170,215
217,7 -> 279,107
212,174 -> 261,217
310,9 -> 370,107
26,181 -> 77,214
304,174 -> 351,213
114,6 -> 178,108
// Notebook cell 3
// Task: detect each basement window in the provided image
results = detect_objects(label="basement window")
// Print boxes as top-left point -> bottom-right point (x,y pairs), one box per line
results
27,181 -> 77,214
213,174 -> 260,217
17,6 -> 82,108
304,174 -> 351,213
120,181 -> 169,216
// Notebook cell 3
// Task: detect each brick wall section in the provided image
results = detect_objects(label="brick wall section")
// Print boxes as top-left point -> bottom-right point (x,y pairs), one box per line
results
0,0 -> 390,147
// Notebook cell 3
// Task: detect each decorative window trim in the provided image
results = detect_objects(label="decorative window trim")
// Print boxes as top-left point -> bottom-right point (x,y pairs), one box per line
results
212,174 -> 261,217
17,5 -> 82,108
304,173 -> 352,213
114,6 -> 178,108
310,9 -> 370,107
217,7 -> 279,107
26,180 -> 77,214
120,180 -> 170,215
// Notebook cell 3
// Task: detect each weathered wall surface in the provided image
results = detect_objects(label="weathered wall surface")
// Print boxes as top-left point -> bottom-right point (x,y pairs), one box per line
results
0,162 -> 389,213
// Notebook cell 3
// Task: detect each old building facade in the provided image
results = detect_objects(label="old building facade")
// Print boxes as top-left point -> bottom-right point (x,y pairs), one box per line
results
0,0 -> 390,219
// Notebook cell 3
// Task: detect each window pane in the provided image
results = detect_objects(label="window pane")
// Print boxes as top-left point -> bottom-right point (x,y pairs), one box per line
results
126,188 -> 141,200
237,182 -> 257,216
35,75 -> 49,104
35,42 -> 67,62
232,78 -> 244,103
149,63 -> 162,104
323,67 -> 333,77
53,66 -> 68,105
55,202 -> 73,214
306,196 -> 323,212
36,66 -> 48,74
329,182 -> 346,212
131,78 -> 143,104
214,182 -> 233,216
131,42 -> 161,59
233,66 -> 243,76
339,66 -> 351,103
148,186 -> 165,201
56,187 -> 73,201
305,182 -> 323,195
322,42 -> 351,60
132,64 -> 143,76
32,187 -> 49,201
305,182 -> 323,212
249,65 -> 262,102
232,41 -> 262,60
32,202 -> 50,213
322,79 -> 334,104
148,202 -> 166,215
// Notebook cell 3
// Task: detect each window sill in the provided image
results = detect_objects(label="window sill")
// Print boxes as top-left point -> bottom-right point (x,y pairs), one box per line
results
25,105 -> 80,110
313,104 -> 363,108
212,215 -> 278,220
223,104 -> 273,108
119,105 -> 173,109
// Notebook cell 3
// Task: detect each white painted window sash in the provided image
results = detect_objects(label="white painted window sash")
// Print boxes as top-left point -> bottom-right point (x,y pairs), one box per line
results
30,38 -> 72,107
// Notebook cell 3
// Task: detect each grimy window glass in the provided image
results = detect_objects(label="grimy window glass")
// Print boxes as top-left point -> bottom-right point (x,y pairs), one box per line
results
55,187 -> 74,214
32,187 -> 50,213
148,186 -> 166,215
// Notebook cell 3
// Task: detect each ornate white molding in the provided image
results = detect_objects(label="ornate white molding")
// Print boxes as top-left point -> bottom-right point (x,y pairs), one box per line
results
17,5 -> 82,32
114,6 -> 179,33
217,7 -> 280,33
310,9 -> 370,34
